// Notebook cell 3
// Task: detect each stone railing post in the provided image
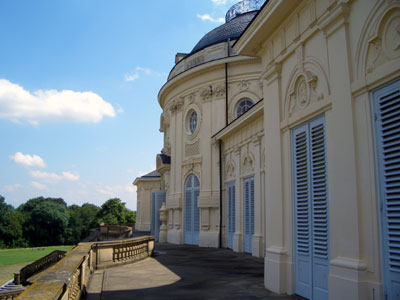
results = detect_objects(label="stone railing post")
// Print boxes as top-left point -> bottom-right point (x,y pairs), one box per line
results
159,202 -> 168,243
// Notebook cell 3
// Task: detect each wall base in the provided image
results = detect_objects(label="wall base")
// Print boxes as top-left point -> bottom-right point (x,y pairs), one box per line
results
167,229 -> 182,244
252,234 -> 264,258
264,246 -> 292,295
199,231 -> 219,248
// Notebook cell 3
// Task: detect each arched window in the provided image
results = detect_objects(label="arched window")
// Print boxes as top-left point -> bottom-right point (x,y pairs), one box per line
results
235,98 -> 254,117
189,111 -> 198,134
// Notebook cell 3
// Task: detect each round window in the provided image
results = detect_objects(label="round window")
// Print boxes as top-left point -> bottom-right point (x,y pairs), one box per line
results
235,98 -> 254,118
189,111 -> 198,134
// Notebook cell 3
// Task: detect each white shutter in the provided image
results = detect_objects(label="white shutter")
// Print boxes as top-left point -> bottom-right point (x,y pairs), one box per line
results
184,174 -> 200,245
293,123 -> 312,299
293,116 -> 329,299
310,117 -> 329,299
373,80 -> 400,300
227,183 -> 235,249
244,177 -> 253,254
250,177 -> 255,236
185,177 -> 192,244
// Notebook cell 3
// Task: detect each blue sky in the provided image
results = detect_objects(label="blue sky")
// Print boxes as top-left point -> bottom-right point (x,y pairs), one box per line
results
0,0 -> 238,210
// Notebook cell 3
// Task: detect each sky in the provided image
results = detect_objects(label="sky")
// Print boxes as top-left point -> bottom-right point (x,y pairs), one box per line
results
0,0 -> 239,210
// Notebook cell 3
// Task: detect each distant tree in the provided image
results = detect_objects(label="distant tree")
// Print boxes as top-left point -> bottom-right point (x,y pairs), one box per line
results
0,196 -> 26,248
96,198 -> 136,225
19,197 -> 69,246
66,203 -> 100,244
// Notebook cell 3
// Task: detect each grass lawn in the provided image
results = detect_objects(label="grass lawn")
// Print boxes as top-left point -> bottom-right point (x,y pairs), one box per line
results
0,245 -> 74,286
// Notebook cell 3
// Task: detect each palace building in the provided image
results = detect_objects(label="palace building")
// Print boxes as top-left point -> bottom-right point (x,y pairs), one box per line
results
134,0 -> 400,299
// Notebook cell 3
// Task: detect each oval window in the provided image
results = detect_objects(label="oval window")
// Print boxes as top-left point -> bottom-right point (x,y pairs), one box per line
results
189,111 -> 198,134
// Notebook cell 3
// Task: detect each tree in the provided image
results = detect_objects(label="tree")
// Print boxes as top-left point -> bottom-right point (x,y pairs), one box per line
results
0,196 -> 26,248
19,197 -> 69,246
96,198 -> 135,225
65,203 -> 100,244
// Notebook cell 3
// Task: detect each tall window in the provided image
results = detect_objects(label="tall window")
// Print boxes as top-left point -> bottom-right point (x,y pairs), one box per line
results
235,98 -> 254,118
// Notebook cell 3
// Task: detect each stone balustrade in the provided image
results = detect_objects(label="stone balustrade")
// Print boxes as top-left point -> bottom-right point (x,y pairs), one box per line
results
14,250 -> 66,285
98,224 -> 133,240
14,236 -> 154,300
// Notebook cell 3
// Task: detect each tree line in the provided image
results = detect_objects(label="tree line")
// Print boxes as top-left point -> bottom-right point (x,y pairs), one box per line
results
0,196 -> 136,249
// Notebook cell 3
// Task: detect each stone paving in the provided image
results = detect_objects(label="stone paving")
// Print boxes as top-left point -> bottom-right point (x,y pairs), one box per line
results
85,243 -> 302,300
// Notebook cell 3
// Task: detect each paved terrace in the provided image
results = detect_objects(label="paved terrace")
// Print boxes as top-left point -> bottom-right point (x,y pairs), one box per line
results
86,243 -> 301,300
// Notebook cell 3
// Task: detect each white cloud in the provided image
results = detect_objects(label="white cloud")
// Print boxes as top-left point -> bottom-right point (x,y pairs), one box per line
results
10,152 -> 46,168
124,73 -> 139,82
31,181 -> 47,190
212,0 -> 227,5
96,184 -> 136,197
30,170 -> 79,183
124,67 -> 167,83
196,14 -> 225,23
3,184 -> 22,193
0,79 -> 116,125
62,171 -> 80,181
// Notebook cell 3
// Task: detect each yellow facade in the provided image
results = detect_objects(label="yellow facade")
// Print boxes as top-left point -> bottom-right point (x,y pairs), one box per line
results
152,1 -> 400,299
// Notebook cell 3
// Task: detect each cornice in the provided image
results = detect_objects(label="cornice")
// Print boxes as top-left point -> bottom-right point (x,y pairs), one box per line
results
158,55 -> 259,108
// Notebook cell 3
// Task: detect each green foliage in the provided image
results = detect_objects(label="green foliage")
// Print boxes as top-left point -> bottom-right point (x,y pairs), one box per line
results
96,198 -> 136,225
20,198 -> 69,246
0,196 -> 27,248
65,203 -> 100,244
0,195 -> 136,248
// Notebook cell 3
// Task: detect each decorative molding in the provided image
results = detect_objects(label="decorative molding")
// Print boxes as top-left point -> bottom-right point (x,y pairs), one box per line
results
241,150 -> 255,175
366,8 -> 400,74
214,84 -> 226,98
168,98 -> 184,113
185,140 -> 200,156
283,53 -> 331,123
225,155 -> 236,179
200,85 -> 213,102
237,80 -> 251,91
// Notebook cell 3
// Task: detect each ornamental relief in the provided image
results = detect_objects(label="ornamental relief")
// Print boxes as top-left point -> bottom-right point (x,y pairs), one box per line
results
168,97 -> 184,113
366,9 -> 400,74
241,150 -> 255,175
200,86 -> 213,102
185,140 -> 200,156
224,156 -> 236,179
182,157 -> 202,180
283,57 -> 330,122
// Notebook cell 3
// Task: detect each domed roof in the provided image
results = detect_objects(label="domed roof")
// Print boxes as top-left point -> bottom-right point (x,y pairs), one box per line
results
190,0 -> 267,55
190,11 -> 257,55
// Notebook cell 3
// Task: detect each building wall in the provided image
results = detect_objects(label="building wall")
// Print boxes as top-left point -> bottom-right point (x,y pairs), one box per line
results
134,179 -> 161,232
233,0 -> 400,298
159,53 -> 264,249
157,0 -> 400,298
221,112 -> 265,257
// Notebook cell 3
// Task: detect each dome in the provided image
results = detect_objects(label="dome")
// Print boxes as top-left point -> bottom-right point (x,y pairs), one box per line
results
190,0 -> 267,55
190,11 -> 257,54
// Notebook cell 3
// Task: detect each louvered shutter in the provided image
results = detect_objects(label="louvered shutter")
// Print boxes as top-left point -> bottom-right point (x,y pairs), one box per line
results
293,116 -> 329,300
227,183 -> 235,249
293,123 -> 312,299
373,80 -> 400,300
185,177 -> 192,244
244,177 -> 253,254
310,117 -> 329,299
250,177 -> 255,237
184,174 -> 200,245
193,188 -> 200,245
